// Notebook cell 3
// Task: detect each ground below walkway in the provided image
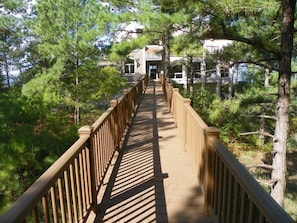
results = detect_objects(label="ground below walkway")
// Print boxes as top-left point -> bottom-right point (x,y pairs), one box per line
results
89,82 -> 214,223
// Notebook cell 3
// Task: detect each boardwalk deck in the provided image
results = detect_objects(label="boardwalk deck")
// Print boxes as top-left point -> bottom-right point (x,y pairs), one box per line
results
88,82 -> 214,223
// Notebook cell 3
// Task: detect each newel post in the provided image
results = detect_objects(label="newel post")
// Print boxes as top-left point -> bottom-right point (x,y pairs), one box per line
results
204,126 -> 220,214
78,125 -> 92,138
78,125 -> 97,211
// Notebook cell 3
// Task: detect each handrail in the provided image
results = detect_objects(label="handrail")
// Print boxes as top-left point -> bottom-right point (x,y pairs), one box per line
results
0,75 -> 148,223
160,76 -> 294,223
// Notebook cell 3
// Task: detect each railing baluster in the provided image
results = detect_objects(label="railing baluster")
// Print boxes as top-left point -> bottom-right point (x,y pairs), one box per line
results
74,157 -> 83,221
226,171 -> 233,223
248,200 -> 255,223
86,145 -> 93,207
58,177 -> 66,223
258,213 -> 265,223
42,194 -> 50,223
50,186 -> 59,223
64,170 -> 73,223
210,147 -> 215,208
69,164 -> 78,223
78,153 -> 87,216
93,132 -> 100,186
217,159 -> 224,220
232,181 -> 240,223
221,165 -> 228,223
98,128 -> 103,181
213,153 -> 219,214
32,206 -> 39,223
82,148 -> 90,208
239,190 -> 247,223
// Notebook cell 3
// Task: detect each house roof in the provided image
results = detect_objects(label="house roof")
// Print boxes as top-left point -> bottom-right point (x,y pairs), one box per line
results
145,45 -> 163,61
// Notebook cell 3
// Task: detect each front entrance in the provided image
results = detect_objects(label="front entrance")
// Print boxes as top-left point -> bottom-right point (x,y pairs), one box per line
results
149,64 -> 158,80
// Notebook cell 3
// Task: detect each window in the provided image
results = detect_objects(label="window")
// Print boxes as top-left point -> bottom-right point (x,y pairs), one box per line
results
206,46 -> 219,54
194,72 -> 201,78
193,62 -> 201,78
175,73 -> 182,78
221,68 -> 229,77
125,64 -> 135,74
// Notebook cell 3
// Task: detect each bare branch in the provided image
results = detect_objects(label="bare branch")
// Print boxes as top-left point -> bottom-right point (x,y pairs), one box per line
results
240,131 -> 274,138
241,114 -> 277,120
258,115 -> 277,120
247,164 -> 274,170
257,179 -> 275,188
235,59 -> 279,72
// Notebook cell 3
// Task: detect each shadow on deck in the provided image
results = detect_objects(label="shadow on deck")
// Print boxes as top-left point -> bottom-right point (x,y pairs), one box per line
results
89,82 -> 213,223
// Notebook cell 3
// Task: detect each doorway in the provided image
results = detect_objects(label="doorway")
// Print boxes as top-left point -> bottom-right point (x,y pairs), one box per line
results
149,65 -> 158,80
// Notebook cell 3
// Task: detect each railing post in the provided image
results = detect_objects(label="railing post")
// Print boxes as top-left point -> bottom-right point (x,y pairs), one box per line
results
141,75 -> 146,93
172,88 -> 179,124
183,98 -> 191,151
122,89 -> 129,125
110,99 -> 119,150
130,84 -> 136,111
78,125 -> 97,211
204,126 -> 220,215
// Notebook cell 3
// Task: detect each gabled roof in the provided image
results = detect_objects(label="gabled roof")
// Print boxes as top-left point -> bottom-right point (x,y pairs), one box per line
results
144,45 -> 163,61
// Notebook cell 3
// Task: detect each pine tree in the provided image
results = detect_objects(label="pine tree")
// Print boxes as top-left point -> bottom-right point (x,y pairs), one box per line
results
25,0 -> 126,125
0,0 -> 26,90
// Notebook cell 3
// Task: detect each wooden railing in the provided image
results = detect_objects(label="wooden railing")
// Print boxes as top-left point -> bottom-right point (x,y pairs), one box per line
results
0,75 -> 148,223
161,77 -> 294,223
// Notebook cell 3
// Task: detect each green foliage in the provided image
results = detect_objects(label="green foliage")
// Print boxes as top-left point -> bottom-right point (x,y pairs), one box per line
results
0,91 -> 77,214
77,65 -> 127,105
190,84 -> 276,151
109,36 -> 149,62
192,88 -> 219,123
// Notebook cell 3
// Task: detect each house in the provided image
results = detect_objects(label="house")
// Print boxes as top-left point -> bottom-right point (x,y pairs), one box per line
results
124,39 -> 234,88
112,22 -> 235,87
125,45 -> 163,82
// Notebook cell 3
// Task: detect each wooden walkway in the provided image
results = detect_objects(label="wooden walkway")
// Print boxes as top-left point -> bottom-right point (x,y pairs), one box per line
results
88,82 -> 214,223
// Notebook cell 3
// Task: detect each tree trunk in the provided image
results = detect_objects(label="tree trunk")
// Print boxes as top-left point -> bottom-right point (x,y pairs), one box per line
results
271,0 -> 296,206
216,61 -> 221,96
162,29 -> 170,79
234,63 -> 239,95
186,54 -> 194,97
228,64 -> 233,98
4,53 -> 11,89
74,58 -> 80,125
201,52 -> 206,89
265,68 -> 270,88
